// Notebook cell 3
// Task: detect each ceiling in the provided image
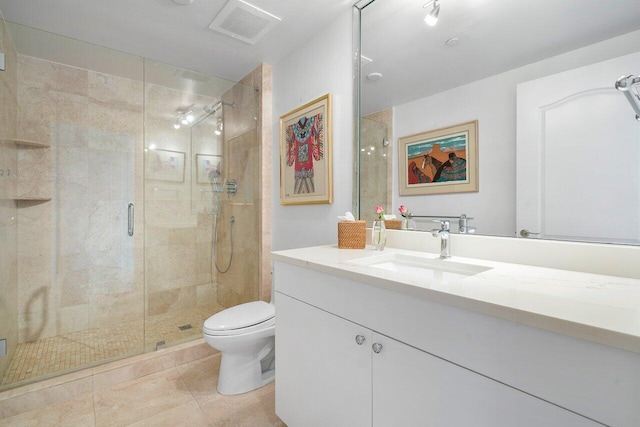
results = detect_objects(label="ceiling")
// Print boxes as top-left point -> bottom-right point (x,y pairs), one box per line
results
0,0 -> 353,82
360,0 -> 640,115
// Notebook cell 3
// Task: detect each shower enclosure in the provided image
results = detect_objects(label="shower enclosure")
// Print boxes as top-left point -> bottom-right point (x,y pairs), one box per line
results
359,112 -> 392,224
0,16 -> 262,391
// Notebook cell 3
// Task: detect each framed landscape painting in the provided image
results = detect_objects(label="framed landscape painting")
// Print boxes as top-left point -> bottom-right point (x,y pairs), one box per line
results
146,149 -> 185,182
398,120 -> 478,196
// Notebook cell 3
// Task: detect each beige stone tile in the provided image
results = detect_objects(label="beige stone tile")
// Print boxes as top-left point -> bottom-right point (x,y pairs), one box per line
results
16,146 -> 53,199
93,368 -> 193,427
0,392 -> 95,426
147,286 -> 197,316
197,283 -> 218,307
173,339 -> 217,366
92,352 -> 175,392
57,304 -> 89,335
127,399 -> 209,427
17,56 -> 59,89
176,353 -> 221,405
197,381 -> 284,427
56,64 -> 89,96
0,376 -> 92,419
88,291 -> 144,329
168,227 -> 197,245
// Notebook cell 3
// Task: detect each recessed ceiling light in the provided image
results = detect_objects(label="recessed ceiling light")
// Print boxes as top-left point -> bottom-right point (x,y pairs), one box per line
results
367,72 -> 383,81
172,0 -> 194,5
445,37 -> 460,47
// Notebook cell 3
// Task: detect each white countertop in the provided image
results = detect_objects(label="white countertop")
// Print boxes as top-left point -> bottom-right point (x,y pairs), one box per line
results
272,245 -> 640,354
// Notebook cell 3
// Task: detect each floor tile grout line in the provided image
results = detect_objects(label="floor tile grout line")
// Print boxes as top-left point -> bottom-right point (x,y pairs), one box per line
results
175,357 -> 214,425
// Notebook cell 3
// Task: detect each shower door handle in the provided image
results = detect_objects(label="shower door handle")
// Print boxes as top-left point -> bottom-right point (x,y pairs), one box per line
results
128,203 -> 135,236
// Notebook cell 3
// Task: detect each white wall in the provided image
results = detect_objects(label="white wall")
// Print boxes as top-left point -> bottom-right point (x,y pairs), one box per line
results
271,9 -> 354,250
392,30 -> 640,237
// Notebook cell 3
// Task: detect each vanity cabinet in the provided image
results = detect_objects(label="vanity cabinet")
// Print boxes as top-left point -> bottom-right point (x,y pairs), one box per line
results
277,292 -> 598,427
276,292 -> 372,427
273,259 -> 633,426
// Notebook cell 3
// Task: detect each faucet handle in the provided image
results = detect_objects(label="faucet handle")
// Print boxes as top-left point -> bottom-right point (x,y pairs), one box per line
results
431,219 -> 450,231
458,214 -> 476,234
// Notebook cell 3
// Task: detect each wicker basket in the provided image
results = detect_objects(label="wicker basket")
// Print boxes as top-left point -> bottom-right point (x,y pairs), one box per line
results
384,219 -> 402,230
338,220 -> 366,249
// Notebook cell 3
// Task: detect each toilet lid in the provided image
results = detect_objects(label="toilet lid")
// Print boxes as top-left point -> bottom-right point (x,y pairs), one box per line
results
204,301 -> 275,332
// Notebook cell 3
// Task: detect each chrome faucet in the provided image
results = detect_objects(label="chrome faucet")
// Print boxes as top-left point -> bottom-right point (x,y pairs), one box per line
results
430,219 -> 451,258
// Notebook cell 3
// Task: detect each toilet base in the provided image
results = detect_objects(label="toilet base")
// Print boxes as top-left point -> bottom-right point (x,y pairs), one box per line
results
217,342 -> 275,395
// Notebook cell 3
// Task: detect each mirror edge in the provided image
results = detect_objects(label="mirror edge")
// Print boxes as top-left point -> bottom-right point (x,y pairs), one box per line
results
352,0 -> 375,220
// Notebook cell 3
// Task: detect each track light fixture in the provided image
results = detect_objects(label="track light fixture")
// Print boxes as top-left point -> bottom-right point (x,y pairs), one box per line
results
423,0 -> 440,27
174,110 -> 195,129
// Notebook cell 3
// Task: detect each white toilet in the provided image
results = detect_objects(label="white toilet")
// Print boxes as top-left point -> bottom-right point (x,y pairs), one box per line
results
203,300 -> 275,395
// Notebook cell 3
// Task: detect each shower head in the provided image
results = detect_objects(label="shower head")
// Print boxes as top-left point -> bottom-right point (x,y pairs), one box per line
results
615,74 -> 640,120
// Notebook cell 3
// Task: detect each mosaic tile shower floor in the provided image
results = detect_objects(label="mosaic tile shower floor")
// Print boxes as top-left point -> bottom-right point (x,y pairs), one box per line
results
1,304 -> 223,387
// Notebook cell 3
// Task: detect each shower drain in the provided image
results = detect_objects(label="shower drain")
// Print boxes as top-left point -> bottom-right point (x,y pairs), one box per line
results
178,324 -> 193,331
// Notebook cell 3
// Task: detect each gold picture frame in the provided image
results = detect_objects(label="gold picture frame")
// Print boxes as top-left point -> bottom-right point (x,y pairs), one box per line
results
146,149 -> 186,182
398,120 -> 478,196
279,93 -> 333,205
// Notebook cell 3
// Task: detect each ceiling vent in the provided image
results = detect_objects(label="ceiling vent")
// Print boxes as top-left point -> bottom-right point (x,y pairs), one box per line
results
209,0 -> 281,45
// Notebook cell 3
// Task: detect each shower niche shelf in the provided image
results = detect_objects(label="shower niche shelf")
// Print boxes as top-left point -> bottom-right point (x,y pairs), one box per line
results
1,137 -> 53,201
15,196 -> 51,202
2,138 -> 50,148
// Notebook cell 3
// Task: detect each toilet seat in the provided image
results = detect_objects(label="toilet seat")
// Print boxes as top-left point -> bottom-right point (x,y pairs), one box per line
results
204,301 -> 275,336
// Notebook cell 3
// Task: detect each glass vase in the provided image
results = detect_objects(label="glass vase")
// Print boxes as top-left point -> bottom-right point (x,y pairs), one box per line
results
372,220 -> 386,250
402,217 -> 416,230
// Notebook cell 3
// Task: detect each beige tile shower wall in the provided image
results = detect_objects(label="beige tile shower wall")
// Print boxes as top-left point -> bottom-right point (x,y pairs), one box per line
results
360,110 -> 393,225
216,130 -> 259,307
240,64 -> 272,304
0,10 -> 19,383
16,55 -> 145,344
216,64 -> 271,307
144,84 -> 219,326
0,10 -> 17,142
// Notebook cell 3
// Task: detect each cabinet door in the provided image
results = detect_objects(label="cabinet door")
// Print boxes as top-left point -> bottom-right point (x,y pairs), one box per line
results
276,292 -> 372,427
372,333 -> 600,427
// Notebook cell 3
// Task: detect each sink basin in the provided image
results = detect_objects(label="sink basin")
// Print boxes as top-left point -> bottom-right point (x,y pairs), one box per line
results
348,253 -> 491,283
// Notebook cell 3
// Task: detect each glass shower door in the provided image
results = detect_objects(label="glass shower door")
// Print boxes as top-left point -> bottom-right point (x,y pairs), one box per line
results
143,60 -> 260,351
0,22 -> 146,390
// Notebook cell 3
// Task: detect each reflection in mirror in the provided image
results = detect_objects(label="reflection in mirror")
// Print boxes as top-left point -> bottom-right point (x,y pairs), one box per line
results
360,111 -> 392,224
355,0 -> 640,244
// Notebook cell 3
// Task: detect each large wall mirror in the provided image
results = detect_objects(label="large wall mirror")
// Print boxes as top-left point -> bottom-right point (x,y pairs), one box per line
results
354,0 -> 640,245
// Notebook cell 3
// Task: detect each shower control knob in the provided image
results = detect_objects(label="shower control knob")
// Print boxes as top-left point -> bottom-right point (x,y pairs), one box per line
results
355,335 -> 366,345
519,229 -> 541,238
372,343 -> 383,354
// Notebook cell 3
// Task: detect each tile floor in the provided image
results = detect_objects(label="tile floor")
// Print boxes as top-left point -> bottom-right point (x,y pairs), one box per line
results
1,304 -> 224,388
0,349 -> 285,426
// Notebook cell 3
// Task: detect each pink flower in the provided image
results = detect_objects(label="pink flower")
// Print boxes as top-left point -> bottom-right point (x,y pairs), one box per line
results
398,205 -> 408,217
374,205 -> 384,220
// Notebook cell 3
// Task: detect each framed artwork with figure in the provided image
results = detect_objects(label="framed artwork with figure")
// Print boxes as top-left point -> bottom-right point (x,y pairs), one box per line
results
279,93 -> 333,205
398,120 -> 478,196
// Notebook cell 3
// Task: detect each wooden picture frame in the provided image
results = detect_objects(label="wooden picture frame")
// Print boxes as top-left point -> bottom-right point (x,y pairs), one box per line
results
279,93 -> 332,205
398,120 -> 478,196
146,149 -> 185,182
196,154 -> 222,184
